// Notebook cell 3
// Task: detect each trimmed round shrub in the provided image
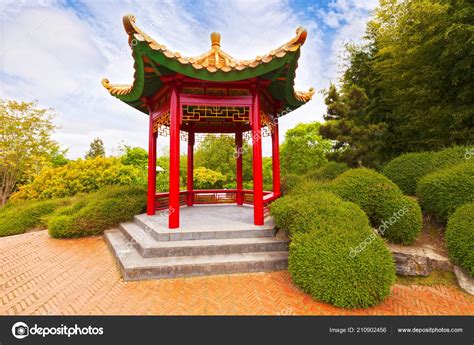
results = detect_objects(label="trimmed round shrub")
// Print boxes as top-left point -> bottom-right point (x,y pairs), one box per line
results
446,203 -> 474,275
0,198 -> 71,237
382,146 -> 471,195
417,162 -> 474,223
48,186 -> 146,238
270,191 -> 369,236
306,161 -> 349,181
329,169 -> 422,244
382,152 -> 433,195
289,225 -> 396,308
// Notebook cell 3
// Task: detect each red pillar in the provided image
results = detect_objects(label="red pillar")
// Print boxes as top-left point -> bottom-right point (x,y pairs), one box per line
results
271,118 -> 281,196
187,131 -> 194,206
235,130 -> 243,205
169,84 -> 180,228
147,112 -> 157,215
251,87 -> 264,225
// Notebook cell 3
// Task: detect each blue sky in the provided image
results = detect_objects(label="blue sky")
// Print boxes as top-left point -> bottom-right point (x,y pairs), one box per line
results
0,0 -> 378,158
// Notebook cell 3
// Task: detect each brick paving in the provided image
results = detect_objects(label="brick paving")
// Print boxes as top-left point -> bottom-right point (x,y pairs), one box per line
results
1,231 -> 473,315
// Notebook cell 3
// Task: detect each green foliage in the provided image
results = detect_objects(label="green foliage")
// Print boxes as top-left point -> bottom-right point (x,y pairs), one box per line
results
306,161 -> 349,181
0,99 -> 61,204
288,214 -> 395,309
329,169 -> 422,244
382,146 -> 471,195
280,122 -> 332,175
417,162 -> 474,223
120,145 -> 148,167
0,198 -> 71,237
320,84 -> 387,167
320,1 -> 473,167
193,167 -> 227,189
11,157 -> 145,200
446,203 -> 474,276
48,186 -> 146,238
270,191 -> 369,236
85,138 -> 105,159
281,174 -> 306,195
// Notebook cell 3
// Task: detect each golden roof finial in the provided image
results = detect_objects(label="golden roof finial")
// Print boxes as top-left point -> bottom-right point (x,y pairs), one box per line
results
211,32 -> 221,48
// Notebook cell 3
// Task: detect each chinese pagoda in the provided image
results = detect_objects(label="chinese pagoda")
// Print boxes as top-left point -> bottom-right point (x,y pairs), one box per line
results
103,14 -> 314,229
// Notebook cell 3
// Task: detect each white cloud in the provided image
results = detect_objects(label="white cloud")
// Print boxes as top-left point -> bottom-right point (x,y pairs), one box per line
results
0,0 -> 376,159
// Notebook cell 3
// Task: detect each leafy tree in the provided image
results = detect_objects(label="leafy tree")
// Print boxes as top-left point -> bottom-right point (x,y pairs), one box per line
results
321,0 -> 474,166
120,145 -> 148,167
320,83 -> 386,167
193,167 -> 227,189
280,122 -> 332,175
0,99 -> 60,205
85,138 -> 105,159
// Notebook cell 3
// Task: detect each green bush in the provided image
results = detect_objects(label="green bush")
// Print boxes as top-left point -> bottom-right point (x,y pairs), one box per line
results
11,157 -> 145,201
289,223 -> 395,308
281,174 -> 306,195
0,198 -> 71,237
382,146 -> 471,195
329,169 -> 422,244
417,162 -> 474,223
271,191 -> 369,236
48,186 -> 146,238
306,161 -> 349,181
446,203 -> 474,276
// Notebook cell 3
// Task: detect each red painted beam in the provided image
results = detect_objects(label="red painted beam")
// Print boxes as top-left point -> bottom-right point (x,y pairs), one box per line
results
271,118 -> 281,195
251,87 -> 264,225
235,130 -> 243,205
147,111 -> 157,215
187,131 -> 194,206
168,84 -> 181,228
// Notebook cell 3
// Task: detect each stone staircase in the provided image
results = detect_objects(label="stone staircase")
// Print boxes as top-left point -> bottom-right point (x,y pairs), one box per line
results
104,211 -> 288,281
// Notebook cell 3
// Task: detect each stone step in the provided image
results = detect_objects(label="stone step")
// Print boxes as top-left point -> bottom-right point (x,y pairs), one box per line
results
119,222 -> 288,258
105,229 -> 288,281
133,214 -> 276,241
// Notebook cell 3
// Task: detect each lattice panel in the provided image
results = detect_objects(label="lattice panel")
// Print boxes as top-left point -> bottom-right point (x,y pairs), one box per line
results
152,111 -> 188,141
182,105 -> 250,123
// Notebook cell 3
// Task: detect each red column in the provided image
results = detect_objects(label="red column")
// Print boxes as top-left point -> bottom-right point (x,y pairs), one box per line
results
147,112 -> 157,215
187,131 -> 194,206
235,130 -> 243,205
251,87 -> 264,225
169,84 -> 180,228
271,118 -> 281,196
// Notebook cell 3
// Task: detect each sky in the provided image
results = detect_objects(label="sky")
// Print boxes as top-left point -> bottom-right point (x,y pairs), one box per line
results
0,0 -> 378,158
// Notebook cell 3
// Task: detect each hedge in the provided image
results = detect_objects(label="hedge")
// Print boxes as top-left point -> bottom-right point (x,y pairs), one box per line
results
329,169 -> 422,245
306,161 -> 349,181
0,198 -> 71,237
270,191 -> 369,236
445,203 -> 474,276
289,224 -> 395,308
417,162 -> 474,223
48,186 -> 146,238
281,173 -> 306,195
382,146 -> 471,195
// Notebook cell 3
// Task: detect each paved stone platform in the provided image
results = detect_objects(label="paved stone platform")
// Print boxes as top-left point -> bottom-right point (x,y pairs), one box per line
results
105,205 -> 287,280
1,231 -> 473,315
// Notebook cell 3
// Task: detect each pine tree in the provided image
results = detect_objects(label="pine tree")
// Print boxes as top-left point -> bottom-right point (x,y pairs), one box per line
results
85,138 -> 105,159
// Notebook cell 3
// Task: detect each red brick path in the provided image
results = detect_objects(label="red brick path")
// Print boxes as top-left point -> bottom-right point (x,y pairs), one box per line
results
1,231 -> 473,315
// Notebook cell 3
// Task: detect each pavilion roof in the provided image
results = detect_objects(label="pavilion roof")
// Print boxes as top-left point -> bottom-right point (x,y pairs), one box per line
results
102,14 -> 315,114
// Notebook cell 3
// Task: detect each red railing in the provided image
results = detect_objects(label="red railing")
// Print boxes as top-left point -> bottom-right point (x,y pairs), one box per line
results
154,189 -> 279,212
